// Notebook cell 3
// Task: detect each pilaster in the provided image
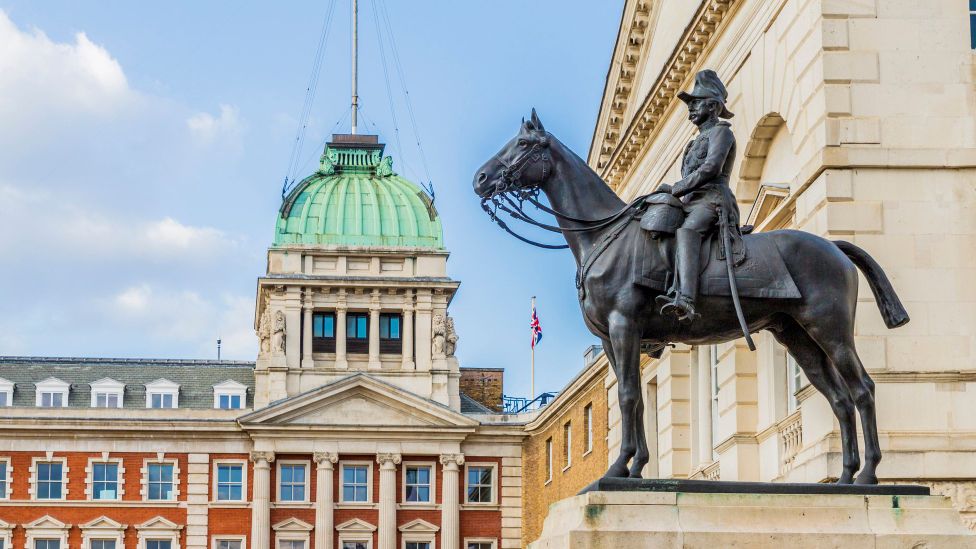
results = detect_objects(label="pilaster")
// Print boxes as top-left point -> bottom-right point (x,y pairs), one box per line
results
250,451 -> 275,549
314,452 -> 338,549
335,290 -> 348,370
302,288 -> 314,368
185,454 -> 210,549
377,453 -> 401,549
439,453 -> 464,549
414,290 -> 433,371
401,291 -> 415,370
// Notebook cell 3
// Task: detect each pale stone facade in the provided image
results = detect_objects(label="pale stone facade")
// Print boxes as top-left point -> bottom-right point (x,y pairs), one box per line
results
586,0 -> 976,532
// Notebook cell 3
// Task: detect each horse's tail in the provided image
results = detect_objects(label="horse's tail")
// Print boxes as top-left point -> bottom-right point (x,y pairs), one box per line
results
833,240 -> 910,329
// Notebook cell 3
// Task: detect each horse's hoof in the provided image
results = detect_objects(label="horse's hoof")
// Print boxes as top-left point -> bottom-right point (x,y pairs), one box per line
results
854,472 -> 878,485
605,463 -> 630,479
836,472 -> 855,485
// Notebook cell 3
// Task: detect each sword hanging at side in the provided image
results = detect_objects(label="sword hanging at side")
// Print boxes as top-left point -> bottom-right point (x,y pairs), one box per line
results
719,206 -> 756,351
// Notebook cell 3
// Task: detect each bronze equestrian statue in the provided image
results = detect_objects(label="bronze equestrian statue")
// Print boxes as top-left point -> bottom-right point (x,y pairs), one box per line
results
472,70 -> 909,486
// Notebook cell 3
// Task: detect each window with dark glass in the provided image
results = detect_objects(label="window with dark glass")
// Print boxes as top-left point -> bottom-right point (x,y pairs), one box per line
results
33,541 -> 59,549
466,465 -> 494,503
404,465 -> 431,502
379,313 -> 402,353
312,312 -> 336,353
346,313 -> 369,354
971,0 -> 976,49
0,462 -> 7,498
90,541 -> 116,549
406,543 -> 430,549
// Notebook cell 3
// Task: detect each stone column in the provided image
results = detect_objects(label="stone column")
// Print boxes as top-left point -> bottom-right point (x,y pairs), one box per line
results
401,292 -> 415,370
335,291 -> 348,369
250,451 -> 275,549
368,290 -> 382,369
314,452 -> 338,549
377,453 -> 401,549
439,454 -> 464,549
302,289 -> 314,368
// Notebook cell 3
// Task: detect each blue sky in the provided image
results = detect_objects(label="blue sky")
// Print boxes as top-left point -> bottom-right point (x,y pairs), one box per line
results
0,1 -> 623,398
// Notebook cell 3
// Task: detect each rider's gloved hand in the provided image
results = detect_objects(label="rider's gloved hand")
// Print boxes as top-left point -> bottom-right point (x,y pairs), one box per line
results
654,183 -> 673,195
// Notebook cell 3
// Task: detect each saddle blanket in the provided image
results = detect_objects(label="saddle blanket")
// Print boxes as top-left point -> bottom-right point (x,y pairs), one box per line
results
634,231 -> 801,299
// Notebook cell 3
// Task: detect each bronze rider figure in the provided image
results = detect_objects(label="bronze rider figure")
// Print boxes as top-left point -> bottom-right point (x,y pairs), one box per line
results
653,69 -> 741,323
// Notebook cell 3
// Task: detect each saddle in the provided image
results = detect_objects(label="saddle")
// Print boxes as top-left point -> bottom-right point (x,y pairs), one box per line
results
634,199 -> 801,299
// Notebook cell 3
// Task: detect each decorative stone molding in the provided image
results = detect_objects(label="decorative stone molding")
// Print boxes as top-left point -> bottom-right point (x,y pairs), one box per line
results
249,451 -> 276,465
24,515 -> 70,548
376,453 -> 402,468
702,461 -> 721,481
80,516 -> 127,548
314,452 -> 339,466
439,454 -> 465,469
0,518 -> 10,548
136,516 -> 182,549
593,0 -> 738,188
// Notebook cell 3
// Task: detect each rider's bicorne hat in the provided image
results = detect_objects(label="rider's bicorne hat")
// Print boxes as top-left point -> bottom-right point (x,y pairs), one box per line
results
678,69 -> 734,119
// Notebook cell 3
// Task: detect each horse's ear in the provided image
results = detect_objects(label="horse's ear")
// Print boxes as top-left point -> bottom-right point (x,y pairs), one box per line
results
522,115 -> 534,132
530,108 -> 545,132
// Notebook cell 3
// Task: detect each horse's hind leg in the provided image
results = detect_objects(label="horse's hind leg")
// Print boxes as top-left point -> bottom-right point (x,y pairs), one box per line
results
629,396 -> 650,478
803,325 -> 882,484
772,320 -> 860,484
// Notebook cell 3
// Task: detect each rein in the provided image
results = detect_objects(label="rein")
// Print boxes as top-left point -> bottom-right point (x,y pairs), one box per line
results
480,133 -> 646,249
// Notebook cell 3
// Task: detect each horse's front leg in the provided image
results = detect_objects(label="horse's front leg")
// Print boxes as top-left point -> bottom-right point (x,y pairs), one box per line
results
603,311 -> 642,479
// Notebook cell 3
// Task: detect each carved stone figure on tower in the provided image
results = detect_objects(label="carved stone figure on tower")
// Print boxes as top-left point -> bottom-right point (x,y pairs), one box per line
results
272,310 -> 286,355
432,313 -> 446,357
445,315 -> 458,357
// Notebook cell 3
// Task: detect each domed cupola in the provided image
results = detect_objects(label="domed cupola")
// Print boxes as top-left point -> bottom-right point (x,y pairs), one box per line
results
275,134 -> 444,249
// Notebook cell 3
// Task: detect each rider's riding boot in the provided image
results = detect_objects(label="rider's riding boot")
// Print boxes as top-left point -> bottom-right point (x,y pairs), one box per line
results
661,228 -> 702,323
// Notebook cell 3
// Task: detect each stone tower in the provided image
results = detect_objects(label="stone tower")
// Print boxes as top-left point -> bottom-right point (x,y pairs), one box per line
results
253,133 -> 461,409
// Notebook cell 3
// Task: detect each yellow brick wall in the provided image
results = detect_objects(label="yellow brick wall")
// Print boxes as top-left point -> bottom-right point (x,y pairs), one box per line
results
521,368 -> 609,546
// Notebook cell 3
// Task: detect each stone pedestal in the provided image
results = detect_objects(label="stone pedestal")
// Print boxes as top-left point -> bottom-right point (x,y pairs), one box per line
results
529,490 -> 976,548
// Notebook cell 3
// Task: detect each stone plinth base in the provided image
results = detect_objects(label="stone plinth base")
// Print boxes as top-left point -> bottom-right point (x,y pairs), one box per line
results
529,490 -> 976,548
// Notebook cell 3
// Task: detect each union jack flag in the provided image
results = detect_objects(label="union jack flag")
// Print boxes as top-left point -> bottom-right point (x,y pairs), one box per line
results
530,306 -> 543,348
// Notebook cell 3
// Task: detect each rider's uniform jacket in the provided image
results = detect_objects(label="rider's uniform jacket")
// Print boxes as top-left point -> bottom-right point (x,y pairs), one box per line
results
673,120 -> 740,226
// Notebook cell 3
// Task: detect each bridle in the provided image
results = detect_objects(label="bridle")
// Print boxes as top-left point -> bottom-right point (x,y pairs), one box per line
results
480,134 -> 646,249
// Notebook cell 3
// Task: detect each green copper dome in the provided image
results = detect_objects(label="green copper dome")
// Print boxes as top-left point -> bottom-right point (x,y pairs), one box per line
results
275,135 -> 443,248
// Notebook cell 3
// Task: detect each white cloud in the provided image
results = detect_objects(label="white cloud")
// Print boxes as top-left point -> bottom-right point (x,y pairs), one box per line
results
0,183 -> 242,261
0,10 -> 134,121
103,284 -> 256,358
187,104 -> 244,147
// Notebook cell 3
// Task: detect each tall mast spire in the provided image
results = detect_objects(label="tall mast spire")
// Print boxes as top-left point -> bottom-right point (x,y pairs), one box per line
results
350,0 -> 359,134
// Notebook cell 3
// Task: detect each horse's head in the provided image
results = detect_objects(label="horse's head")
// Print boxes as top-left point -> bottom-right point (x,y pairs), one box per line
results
473,109 -> 552,199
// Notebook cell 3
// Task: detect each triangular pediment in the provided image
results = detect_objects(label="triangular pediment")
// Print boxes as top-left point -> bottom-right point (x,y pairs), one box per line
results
336,518 -> 377,533
80,515 -> 125,530
273,517 -> 313,531
25,515 -> 67,529
398,518 -> 439,533
136,516 -> 181,531
240,373 -> 478,428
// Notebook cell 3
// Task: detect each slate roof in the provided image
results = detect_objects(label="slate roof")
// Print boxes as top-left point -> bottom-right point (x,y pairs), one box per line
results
0,356 -> 255,409
460,393 -> 495,414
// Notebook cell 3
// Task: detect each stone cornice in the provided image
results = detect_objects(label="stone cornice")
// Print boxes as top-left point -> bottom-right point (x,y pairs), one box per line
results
588,0 -> 653,166
591,0 -> 738,188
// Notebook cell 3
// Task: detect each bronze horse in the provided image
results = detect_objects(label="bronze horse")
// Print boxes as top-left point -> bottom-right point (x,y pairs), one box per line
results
473,111 -> 909,485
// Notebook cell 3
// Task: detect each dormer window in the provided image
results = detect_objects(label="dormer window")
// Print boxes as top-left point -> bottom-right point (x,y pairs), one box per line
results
144,380 -> 179,409
35,378 -> 69,408
90,378 -> 124,408
0,378 -> 12,407
213,380 -> 247,410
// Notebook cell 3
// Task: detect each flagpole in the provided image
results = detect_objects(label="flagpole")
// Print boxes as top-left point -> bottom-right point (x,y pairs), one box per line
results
531,296 -> 536,403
